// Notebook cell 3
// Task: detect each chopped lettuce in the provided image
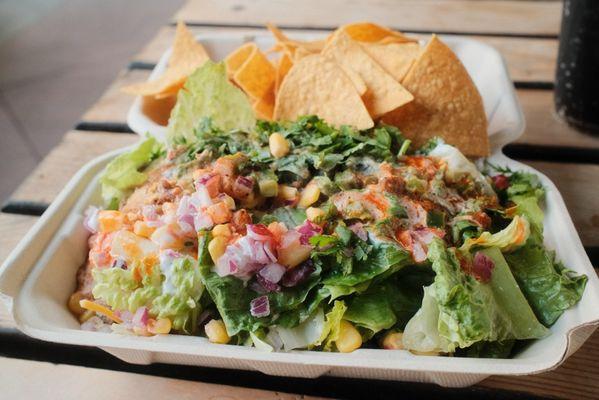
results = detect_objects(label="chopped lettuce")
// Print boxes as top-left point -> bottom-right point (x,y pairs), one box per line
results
151,256 -> 203,333
167,61 -> 255,144
100,137 -> 161,209
403,240 -> 548,353
92,254 -> 203,333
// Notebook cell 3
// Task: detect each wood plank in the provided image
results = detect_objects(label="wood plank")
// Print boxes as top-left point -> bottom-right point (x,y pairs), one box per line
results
514,89 -> 599,149
174,0 -> 562,36
9,131 -> 138,205
80,69 -> 150,126
481,328 -> 599,400
0,213 -> 38,264
131,26 -> 558,84
524,161 -> 599,248
0,357 -> 314,400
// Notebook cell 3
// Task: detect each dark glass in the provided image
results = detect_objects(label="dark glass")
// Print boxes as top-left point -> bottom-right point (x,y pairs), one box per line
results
555,0 -> 599,134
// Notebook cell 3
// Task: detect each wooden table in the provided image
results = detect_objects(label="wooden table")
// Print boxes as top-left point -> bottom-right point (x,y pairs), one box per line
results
1,1 -> 598,399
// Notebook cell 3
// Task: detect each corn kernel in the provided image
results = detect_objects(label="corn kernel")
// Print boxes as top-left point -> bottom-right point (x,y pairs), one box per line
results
381,331 -> 404,350
299,184 -> 320,208
134,221 -> 156,238
205,319 -> 230,344
208,236 -> 228,262
98,210 -> 124,233
269,133 -> 290,158
306,207 -> 325,222
212,224 -> 232,238
147,318 -> 172,335
336,320 -> 362,353
240,192 -> 264,209
259,179 -> 279,197
278,185 -> 298,200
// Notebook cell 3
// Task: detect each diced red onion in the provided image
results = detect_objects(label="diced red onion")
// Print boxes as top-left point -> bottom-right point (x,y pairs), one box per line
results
132,307 -> 149,328
233,176 -> 254,198
349,222 -> 368,242
111,258 -> 127,269
280,230 -> 301,248
194,213 -> 214,231
83,206 -> 100,233
190,186 -> 213,209
297,221 -> 323,245
250,295 -> 270,317
472,252 -> 495,283
246,224 -> 273,241
256,274 -> 281,292
281,260 -> 315,287
196,173 -> 215,187
492,174 -> 510,191
259,263 -> 286,284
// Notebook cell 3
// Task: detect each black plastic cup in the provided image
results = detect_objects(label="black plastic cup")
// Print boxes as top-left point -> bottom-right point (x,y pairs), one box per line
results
554,0 -> 599,134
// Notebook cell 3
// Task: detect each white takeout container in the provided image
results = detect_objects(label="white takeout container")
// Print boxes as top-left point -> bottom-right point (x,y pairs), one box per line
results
2,33 -> 599,388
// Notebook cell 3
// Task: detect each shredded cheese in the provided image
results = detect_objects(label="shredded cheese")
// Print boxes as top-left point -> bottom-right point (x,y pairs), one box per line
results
79,299 -> 123,323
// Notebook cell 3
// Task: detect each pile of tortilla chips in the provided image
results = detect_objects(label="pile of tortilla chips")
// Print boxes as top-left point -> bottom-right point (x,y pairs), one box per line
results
124,21 -> 489,157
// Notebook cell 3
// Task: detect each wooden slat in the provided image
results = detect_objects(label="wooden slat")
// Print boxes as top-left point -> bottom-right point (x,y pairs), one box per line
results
9,131 -> 138,205
0,357 -> 313,400
514,89 -> 599,149
132,26 -> 558,84
174,0 -> 562,37
0,213 -> 38,264
481,328 -> 599,400
524,161 -> 599,247
80,69 -> 151,126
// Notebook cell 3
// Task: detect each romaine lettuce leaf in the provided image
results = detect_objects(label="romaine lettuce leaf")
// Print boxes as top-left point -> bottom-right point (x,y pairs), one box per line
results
100,137 -> 161,209
167,61 -> 255,144
459,215 -> 530,254
403,240 -> 548,353
505,181 -> 587,326
316,300 -> 347,350
272,308 -> 325,351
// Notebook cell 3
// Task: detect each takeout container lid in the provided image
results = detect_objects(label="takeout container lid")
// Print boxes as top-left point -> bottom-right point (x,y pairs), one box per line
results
2,33 -> 599,388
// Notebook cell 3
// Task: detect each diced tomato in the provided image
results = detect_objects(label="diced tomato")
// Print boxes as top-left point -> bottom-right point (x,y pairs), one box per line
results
206,202 -> 233,225
203,174 -> 222,197
213,157 -> 237,177
492,174 -> 510,190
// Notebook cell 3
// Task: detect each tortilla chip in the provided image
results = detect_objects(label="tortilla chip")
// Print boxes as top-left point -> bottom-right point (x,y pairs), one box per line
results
323,32 -> 413,117
340,22 -> 416,43
360,42 -> 420,82
267,23 -> 326,55
233,48 -> 276,100
275,52 -> 293,94
381,35 -> 489,157
253,91 -> 275,120
274,54 -> 373,129
141,94 -> 177,126
123,22 -> 209,97
225,42 -> 257,78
